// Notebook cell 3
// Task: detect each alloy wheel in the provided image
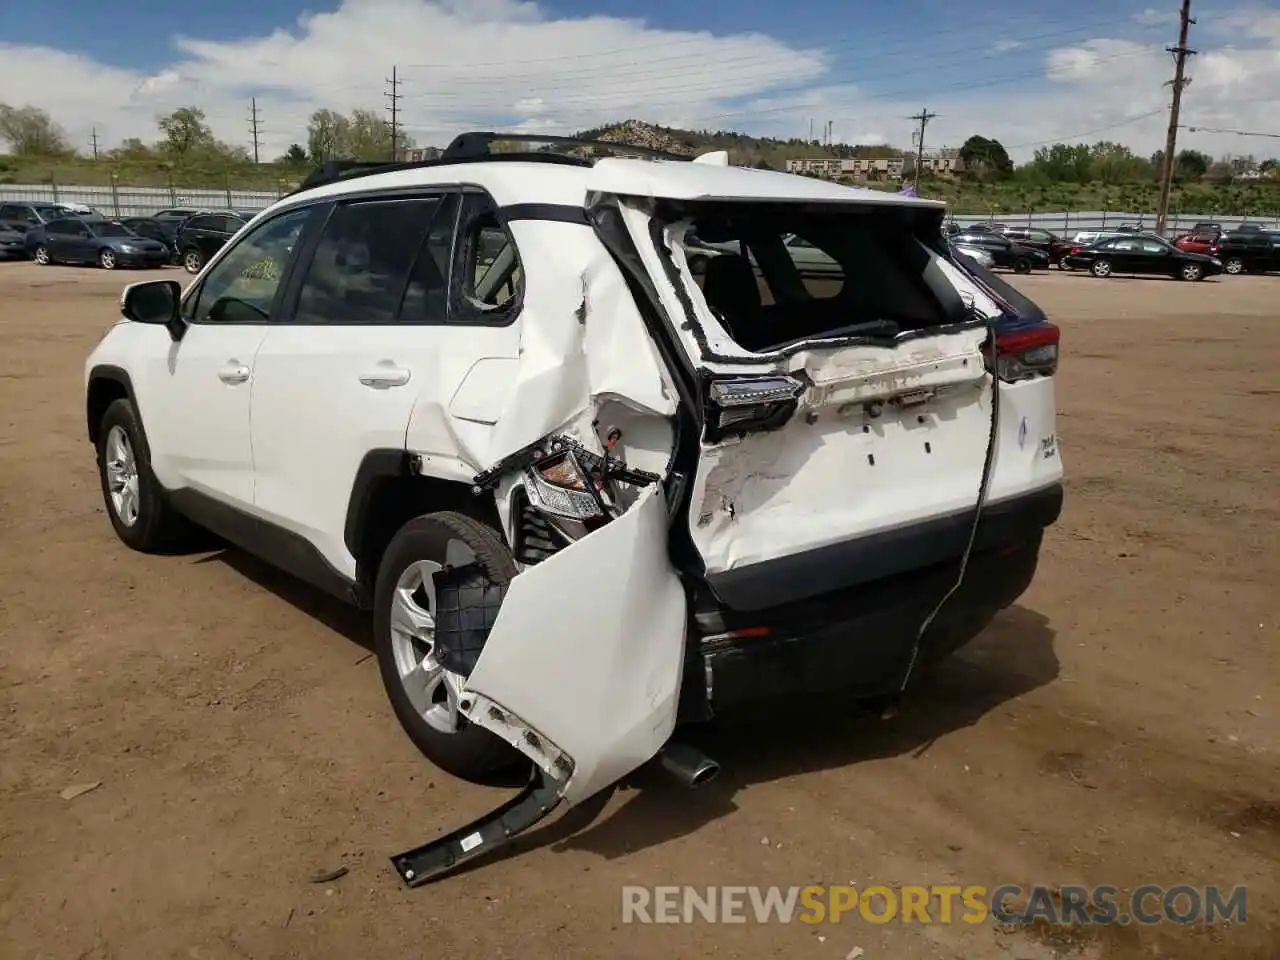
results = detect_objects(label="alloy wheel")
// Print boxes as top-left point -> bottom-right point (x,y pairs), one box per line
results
103,425 -> 140,527
388,539 -> 478,735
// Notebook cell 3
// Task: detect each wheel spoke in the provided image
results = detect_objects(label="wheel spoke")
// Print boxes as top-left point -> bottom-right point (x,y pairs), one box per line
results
400,658 -> 447,718
391,586 -> 434,639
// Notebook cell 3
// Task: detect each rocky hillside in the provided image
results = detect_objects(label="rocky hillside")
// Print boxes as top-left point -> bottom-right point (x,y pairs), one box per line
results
561,119 -> 909,168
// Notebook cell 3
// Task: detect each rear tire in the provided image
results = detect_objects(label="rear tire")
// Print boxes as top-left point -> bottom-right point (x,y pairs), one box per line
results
1057,256 -> 1072,271
95,399 -> 191,552
1013,256 -> 1032,274
182,248 -> 203,274
373,511 -> 523,782
1090,259 -> 1112,278
1223,257 -> 1243,275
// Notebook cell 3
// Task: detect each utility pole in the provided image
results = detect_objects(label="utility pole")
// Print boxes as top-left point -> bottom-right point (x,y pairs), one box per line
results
90,128 -> 99,161
248,97 -> 262,164
908,107 -> 938,182
385,66 -> 402,161
1156,0 -> 1196,235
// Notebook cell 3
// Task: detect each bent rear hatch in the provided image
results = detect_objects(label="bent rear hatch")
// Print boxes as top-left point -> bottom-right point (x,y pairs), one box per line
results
589,166 -> 1045,610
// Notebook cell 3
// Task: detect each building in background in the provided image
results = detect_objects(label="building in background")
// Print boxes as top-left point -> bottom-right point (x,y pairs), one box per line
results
786,148 -> 963,181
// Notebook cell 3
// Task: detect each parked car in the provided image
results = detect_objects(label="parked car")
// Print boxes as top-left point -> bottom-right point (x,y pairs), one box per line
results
997,227 -> 1074,268
174,211 -> 248,274
0,223 -> 27,259
27,217 -> 171,269
152,207 -> 202,224
1215,230 -> 1280,275
1062,234 -> 1222,280
0,201 -> 90,234
951,230 -> 1051,273
120,217 -> 182,264
85,133 -> 1062,882
1174,231 -> 1219,256
950,242 -> 995,269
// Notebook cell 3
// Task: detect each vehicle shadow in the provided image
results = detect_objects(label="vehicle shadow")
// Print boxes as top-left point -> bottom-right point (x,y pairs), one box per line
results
452,605 -> 1059,876
191,545 -> 373,652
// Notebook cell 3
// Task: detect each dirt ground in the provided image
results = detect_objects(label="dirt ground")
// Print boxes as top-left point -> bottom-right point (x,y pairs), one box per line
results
1,262 -> 1277,960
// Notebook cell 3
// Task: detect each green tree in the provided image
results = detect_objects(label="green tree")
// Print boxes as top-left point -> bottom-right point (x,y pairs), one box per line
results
109,137 -> 154,161
1027,143 -> 1093,183
958,135 -> 1012,180
0,104 -> 73,156
1176,149 -> 1210,180
1089,141 -> 1151,184
280,143 -> 309,165
156,107 -> 215,162
306,108 -> 351,162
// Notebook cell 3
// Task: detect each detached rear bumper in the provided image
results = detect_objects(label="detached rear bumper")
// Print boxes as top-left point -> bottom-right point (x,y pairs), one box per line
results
685,484 -> 1061,716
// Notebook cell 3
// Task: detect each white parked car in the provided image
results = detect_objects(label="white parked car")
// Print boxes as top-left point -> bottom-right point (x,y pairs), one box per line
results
84,133 -> 1064,883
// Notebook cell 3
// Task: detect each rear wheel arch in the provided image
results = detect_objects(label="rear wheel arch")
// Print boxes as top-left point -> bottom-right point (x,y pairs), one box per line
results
344,450 -> 504,597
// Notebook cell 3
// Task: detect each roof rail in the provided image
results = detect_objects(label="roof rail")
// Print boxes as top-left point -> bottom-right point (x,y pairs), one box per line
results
441,131 -> 692,162
285,151 -> 594,197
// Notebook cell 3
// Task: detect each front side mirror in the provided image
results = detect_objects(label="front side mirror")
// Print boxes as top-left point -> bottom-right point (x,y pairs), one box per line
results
121,279 -> 185,341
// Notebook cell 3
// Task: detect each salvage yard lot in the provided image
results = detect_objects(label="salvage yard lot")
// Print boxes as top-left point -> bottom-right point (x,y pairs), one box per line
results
1,263 -> 1277,960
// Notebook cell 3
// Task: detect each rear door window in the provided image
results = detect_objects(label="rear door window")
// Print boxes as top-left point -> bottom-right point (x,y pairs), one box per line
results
293,195 -> 449,325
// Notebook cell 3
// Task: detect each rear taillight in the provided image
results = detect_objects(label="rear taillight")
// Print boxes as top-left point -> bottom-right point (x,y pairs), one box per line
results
705,375 -> 804,440
1069,246 -> 1082,256
989,324 -> 1059,382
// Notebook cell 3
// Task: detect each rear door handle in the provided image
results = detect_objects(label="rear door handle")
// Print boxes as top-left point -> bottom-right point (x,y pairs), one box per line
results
359,365 -> 412,388
218,362 -> 251,385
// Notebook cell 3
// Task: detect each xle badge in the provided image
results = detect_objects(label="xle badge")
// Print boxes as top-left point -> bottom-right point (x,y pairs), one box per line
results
1018,416 -> 1028,450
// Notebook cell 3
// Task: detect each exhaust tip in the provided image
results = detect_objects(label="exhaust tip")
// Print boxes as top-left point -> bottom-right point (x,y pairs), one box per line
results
658,742 -> 720,788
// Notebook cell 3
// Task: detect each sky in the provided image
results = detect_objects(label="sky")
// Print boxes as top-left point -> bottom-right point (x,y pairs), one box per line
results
2,0 -> 1278,163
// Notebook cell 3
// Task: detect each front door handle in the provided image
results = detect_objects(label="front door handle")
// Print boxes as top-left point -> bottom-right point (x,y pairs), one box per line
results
218,362 -> 251,385
359,364 -> 412,388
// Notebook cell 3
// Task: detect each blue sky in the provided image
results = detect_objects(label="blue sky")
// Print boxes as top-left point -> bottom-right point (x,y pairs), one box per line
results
2,0 -> 1276,161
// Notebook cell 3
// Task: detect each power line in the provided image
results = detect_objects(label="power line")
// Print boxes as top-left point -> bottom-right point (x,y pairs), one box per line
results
385,65 -> 402,161
1004,108 -> 1167,150
1182,124 -> 1280,140
908,108 -> 938,180
248,97 -> 262,164
1156,0 -> 1196,235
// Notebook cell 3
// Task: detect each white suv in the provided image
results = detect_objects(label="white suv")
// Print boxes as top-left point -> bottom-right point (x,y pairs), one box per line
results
85,133 -> 1063,882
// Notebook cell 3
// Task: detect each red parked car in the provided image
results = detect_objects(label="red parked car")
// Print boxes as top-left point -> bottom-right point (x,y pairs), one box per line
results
1175,232 -> 1221,257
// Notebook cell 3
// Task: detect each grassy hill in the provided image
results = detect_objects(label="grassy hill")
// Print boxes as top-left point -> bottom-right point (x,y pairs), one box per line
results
4,119 -> 1278,217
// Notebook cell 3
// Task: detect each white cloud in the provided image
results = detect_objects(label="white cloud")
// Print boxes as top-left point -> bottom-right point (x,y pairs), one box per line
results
1133,8 -> 1178,27
1,0 -> 1278,166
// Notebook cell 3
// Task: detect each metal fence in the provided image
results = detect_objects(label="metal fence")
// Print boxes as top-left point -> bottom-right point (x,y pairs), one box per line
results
3,183 -> 1278,238
947,210 -> 1280,239
0,183 -> 282,218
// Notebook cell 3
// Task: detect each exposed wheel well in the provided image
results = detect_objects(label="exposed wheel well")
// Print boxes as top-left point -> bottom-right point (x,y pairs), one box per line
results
86,375 -> 129,445
351,471 -> 504,596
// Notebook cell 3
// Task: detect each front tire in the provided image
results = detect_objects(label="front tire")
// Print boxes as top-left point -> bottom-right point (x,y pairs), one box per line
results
99,248 -> 117,270
33,245 -> 51,265
95,399 -> 189,552
373,511 -> 523,782
1090,259 -> 1113,278
182,248 -> 203,274
1013,256 -> 1032,274
1180,262 -> 1203,281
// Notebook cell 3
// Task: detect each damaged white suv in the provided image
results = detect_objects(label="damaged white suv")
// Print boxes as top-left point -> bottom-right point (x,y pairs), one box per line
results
85,133 -> 1063,883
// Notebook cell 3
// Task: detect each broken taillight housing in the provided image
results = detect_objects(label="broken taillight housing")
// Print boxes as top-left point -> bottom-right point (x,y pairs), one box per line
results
705,375 -> 805,440
989,324 -> 1060,382
521,451 -> 605,521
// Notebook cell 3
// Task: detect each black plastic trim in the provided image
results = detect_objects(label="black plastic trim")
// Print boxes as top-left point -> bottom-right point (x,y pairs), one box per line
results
167,488 -> 365,607
496,203 -> 591,225
343,449 -> 413,560
85,365 -> 144,452
390,767 -> 564,886
709,482 -> 1064,612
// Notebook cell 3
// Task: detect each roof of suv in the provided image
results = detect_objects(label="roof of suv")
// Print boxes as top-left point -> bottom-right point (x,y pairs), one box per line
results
281,154 -> 947,214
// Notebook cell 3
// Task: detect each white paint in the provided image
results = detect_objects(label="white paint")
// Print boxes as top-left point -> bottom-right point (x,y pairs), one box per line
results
463,485 -> 686,805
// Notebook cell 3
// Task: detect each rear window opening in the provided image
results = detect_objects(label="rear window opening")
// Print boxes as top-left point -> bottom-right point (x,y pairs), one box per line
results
670,203 -> 968,354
